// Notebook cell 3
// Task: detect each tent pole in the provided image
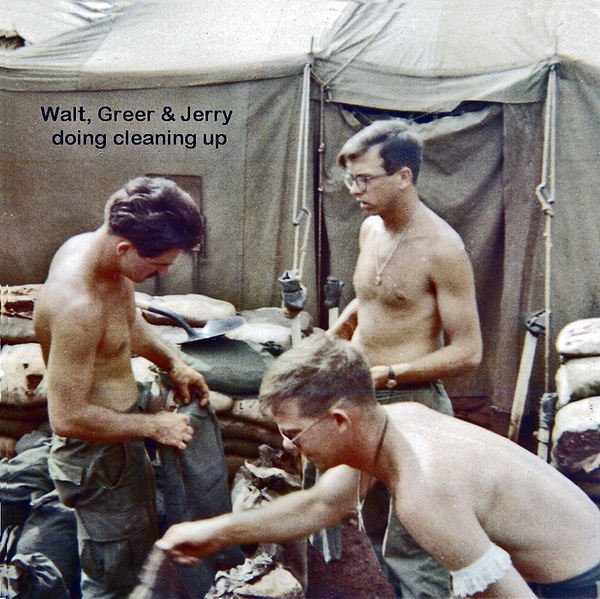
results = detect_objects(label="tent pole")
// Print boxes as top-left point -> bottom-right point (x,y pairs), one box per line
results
315,74 -> 327,327
279,64 -> 312,346
534,61 -> 557,461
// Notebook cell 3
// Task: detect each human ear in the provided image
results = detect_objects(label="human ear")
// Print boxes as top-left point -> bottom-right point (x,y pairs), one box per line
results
330,410 -> 351,431
397,166 -> 414,187
115,240 -> 134,257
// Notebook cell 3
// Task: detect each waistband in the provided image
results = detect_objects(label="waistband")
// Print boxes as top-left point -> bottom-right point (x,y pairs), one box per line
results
530,560 -> 600,598
555,560 -> 600,588
376,380 -> 440,394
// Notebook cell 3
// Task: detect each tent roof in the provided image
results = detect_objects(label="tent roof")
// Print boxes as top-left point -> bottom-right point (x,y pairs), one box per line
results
313,0 -> 600,112
4,0 -> 600,107
1,0 -> 348,91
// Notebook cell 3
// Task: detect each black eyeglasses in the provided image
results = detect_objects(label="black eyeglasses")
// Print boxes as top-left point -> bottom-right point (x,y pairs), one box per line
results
343,172 -> 393,192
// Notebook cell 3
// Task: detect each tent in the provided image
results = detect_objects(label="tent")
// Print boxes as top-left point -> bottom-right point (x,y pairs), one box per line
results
311,0 -> 600,433
0,0 -> 346,311
3,0 -> 600,435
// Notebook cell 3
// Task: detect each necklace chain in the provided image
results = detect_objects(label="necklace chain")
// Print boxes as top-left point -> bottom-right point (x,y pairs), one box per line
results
374,205 -> 420,285
357,413 -> 389,531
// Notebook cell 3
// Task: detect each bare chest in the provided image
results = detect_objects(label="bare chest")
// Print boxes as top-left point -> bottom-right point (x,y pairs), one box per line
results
354,239 -> 433,307
96,292 -> 135,361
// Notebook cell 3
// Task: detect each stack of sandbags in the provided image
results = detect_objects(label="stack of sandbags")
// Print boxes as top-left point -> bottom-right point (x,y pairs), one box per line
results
551,319 -> 600,503
0,343 -> 49,458
1,285 -> 45,456
219,399 -> 284,477
140,303 -> 312,479
1,284 -> 295,476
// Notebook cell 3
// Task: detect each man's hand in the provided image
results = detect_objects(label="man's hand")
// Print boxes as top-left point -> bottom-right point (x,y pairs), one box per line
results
158,518 -> 226,565
152,411 -> 194,450
371,365 -> 390,389
168,361 -> 209,406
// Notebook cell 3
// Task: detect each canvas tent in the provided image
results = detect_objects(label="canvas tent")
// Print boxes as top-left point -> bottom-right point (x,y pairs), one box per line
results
309,0 -> 600,432
3,0 -> 600,434
0,0 -> 346,312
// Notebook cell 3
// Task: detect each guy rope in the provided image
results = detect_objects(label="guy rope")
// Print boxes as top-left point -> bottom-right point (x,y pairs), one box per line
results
279,64 -> 312,346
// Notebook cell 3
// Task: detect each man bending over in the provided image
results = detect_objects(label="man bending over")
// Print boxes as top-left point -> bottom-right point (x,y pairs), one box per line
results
160,333 -> 600,599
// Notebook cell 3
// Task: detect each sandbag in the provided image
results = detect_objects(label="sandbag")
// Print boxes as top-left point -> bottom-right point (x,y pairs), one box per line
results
0,344 -> 47,407
234,567 -> 304,599
230,399 -> 278,431
157,402 -> 244,597
239,308 -> 312,336
136,292 -> 236,327
0,419 -> 40,439
555,357 -> 600,409
222,438 -> 262,459
551,396 -> 600,476
1,430 -> 55,505
218,417 -> 283,447
0,552 -> 69,599
208,391 -> 235,413
0,285 -> 40,345
16,491 -> 80,599
180,338 -> 273,394
227,322 -> 292,353
0,436 -> 17,459
556,318 -> 600,358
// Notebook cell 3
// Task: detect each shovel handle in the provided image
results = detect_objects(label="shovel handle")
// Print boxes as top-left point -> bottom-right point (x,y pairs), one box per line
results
508,331 -> 538,443
135,298 -> 198,336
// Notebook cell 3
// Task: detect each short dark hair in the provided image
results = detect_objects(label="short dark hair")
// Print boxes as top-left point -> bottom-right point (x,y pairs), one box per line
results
105,177 -> 202,257
338,120 -> 424,182
259,332 -> 376,418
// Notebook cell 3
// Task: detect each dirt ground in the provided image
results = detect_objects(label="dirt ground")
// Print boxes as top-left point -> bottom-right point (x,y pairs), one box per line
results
306,516 -> 395,599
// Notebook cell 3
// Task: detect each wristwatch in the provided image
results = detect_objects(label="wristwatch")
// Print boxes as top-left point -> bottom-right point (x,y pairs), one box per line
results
386,366 -> 397,389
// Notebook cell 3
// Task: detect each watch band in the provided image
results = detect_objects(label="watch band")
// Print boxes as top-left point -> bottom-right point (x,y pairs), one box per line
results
386,365 -> 397,389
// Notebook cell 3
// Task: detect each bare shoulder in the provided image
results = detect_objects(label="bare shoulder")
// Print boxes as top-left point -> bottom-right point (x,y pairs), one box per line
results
358,215 -> 381,245
420,206 -> 466,253
35,233 -> 101,325
35,277 -> 104,345
418,207 -> 473,278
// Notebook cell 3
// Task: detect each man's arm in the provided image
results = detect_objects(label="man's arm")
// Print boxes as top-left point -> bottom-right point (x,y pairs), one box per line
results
327,298 -> 359,340
372,240 -> 482,387
328,219 -> 371,341
45,300 -> 193,449
159,465 -> 360,564
130,309 -> 209,405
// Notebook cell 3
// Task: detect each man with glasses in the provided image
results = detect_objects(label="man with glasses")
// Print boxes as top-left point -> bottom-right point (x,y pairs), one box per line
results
332,119 -> 481,411
324,120 -> 483,597
159,333 -> 600,599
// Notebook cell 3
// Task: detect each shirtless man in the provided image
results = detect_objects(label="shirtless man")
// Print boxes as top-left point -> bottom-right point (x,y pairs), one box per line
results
326,120 -> 482,597
159,333 -> 600,599
34,177 -> 209,599
331,119 -> 481,404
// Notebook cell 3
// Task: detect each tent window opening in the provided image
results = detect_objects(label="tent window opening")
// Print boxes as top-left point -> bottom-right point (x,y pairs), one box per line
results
340,100 -> 493,126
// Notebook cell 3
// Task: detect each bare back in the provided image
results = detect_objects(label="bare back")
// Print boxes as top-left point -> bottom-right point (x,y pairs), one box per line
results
35,232 -> 139,414
384,402 -> 600,584
353,205 -> 474,367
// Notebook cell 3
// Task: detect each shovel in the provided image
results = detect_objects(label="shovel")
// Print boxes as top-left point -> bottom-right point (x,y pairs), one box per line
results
135,297 -> 245,346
